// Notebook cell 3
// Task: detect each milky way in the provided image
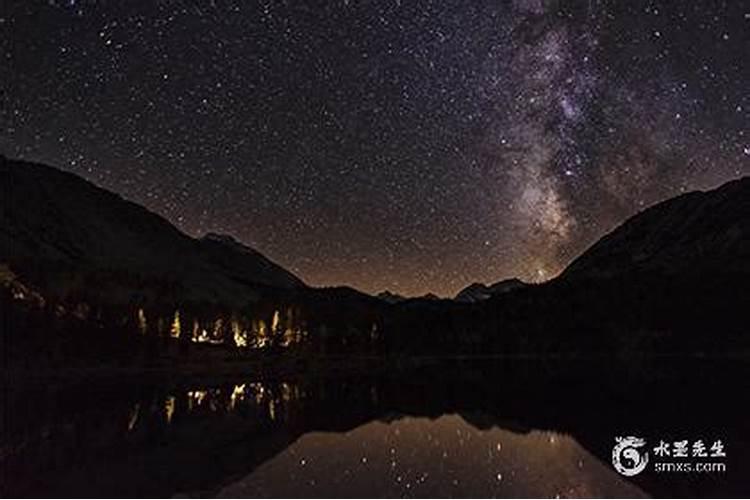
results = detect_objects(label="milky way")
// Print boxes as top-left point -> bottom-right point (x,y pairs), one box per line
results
1,1 -> 747,296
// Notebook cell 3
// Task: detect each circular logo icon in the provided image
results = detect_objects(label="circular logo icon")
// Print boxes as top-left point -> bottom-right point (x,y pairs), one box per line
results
612,436 -> 649,476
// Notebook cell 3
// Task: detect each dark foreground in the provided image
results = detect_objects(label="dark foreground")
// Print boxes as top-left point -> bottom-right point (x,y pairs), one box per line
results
2,358 -> 749,498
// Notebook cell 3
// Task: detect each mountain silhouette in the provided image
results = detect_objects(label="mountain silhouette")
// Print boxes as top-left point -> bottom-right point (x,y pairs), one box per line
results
2,155 -> 748,360
454,278 -> 527,303
562,177 -> 750,279
376,290 -> 407,304
0,156 -> 304,307
384,175 -> 750,356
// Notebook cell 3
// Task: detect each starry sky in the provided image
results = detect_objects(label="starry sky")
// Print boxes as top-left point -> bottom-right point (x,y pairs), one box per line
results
1,0 -> 748,297
220,414 -> 644,497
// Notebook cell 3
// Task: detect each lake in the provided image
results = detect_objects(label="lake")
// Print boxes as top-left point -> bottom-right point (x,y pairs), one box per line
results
2,359 -> 748,497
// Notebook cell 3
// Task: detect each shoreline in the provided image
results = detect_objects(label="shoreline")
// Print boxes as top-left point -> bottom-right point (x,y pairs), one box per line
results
3,352 -> 749,386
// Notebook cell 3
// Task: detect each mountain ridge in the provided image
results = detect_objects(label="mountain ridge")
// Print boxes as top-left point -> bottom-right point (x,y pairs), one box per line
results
1,156 -> 305,307
3,155 -> 748,312
561,176 -> 750,279
454,278 -> 527,303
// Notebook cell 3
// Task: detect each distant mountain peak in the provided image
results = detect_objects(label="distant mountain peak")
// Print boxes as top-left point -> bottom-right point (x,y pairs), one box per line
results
455,278 -> 527,303
376,290 -> 407,304
376,290 -> 442,303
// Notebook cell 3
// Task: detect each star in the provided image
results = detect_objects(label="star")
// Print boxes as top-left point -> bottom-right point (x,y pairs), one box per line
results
1,1 -> 746,296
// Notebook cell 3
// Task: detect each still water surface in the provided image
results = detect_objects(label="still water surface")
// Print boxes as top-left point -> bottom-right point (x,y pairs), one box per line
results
218,414 -> 644,498
2,361 -> 748,497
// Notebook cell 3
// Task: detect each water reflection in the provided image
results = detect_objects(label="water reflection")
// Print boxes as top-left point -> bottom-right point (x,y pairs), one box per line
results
2,363 -> 749,497
219,415 -> 646,498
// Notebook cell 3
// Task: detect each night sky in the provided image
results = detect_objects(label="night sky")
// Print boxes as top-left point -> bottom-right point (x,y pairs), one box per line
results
1,1 -> 747,297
